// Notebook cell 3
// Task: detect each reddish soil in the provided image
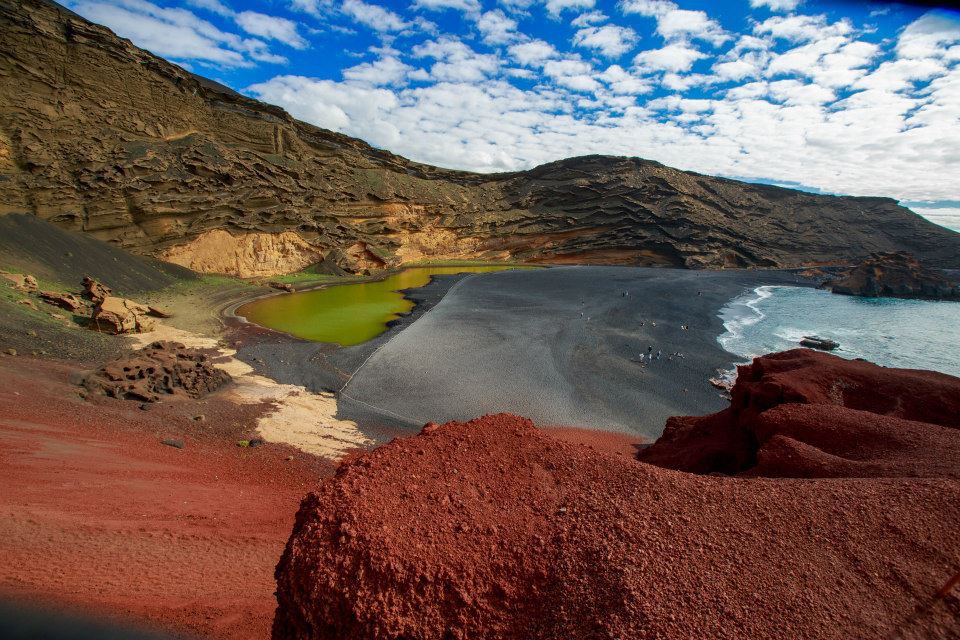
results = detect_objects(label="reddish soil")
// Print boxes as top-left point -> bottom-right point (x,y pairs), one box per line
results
274,354 -> 960,639
0,355 -> 336,639
541,425 -> 645,457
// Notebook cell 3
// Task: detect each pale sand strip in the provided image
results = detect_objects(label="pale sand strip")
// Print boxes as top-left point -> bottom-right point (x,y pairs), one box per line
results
127,324 -> 372,459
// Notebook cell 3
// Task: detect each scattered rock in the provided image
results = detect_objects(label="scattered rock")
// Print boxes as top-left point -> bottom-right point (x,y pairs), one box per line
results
268,281 -> 296,293
5,348 -> 16,356
1,272 -> 38,292
83,340 -> 232,402
81,275 -> 112,303
90,296 -> 156,334
799,335 -> 839,351
17,299 -> 37,309
194,414 -> 206,422
824,251 -> 959,300
248,437 -> 264,448
147,305 -> 174,318
26,330 -> 37,338
38,291 -> 85,312
161,438 -> 184,449
139,402 -> 151,411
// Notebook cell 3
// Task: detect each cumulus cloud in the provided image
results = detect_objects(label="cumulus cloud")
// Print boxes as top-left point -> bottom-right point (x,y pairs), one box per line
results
70,0 -> 287,66
572,24 -> 638,58
749,0 -> 802,11
235,11 -> 307,49
413,37 -> 501,82
620,0 -> 727,46
476,10 -> 519,45
634,42 -> 706,72
754,14 -> 852,42
343,56 -> 413,86
544,0 -> 595,18
508,39 -> 558,66
342,0 -> 409,32
413,0 -> 481,13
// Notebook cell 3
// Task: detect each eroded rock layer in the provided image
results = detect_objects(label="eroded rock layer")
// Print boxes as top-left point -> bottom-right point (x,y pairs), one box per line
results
2,0 -> 960,276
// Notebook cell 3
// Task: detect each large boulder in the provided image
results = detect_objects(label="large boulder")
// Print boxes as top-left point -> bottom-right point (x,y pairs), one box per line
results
91,295 -> 156,334
824,251 -> 959,300
84,340 -> 231,402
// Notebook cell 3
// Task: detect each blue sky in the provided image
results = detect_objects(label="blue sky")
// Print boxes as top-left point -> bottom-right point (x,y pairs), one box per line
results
66,0 -> 960,230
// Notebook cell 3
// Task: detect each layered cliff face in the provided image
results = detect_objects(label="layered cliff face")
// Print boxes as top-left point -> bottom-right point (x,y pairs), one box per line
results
2,0 -> 959,277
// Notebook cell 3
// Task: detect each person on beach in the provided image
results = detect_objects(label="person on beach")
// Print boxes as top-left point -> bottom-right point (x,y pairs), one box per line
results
656,350 -> 662,360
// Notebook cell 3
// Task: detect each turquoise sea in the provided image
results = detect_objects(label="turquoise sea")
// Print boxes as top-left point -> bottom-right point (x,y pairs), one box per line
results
718,286 -> 960,378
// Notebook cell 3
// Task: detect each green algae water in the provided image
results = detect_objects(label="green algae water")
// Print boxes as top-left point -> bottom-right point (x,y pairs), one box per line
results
238,266 -> 527,346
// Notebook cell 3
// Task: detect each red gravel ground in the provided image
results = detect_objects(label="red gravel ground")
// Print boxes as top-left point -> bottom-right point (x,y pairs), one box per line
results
273,352 -> 960,640
0,356 -> 336,639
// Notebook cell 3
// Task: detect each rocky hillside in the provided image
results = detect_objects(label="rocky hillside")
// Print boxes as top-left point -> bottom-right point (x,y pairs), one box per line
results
2,0 -> 959,276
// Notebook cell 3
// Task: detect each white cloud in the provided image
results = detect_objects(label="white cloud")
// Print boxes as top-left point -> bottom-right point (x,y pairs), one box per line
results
235,11 -> 307,49
543,58 -> 600,91
186,0 -> 232,17
571,10 -> 607,27
896,11 -> 960,60
573,24 -> 638,58
754,14 -> 852,43
342,0 -> 409,32
657,9 -> 728,46
600,64 -> 652,94
413,0 -> 481,13
910,207 -> 960,232
544,0 -> 595,18
413,37 -> 501,82
70,0 -> 286,67
619,0 -> 674,18
620,0 -> 727,46
633,42 -> 705,72
749,0 -> 802,11
508,39 -> 558,66
476,10 -> 519,45
343,56 -> 413,86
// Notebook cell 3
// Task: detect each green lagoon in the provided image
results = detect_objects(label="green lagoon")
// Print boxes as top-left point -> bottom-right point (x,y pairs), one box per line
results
237,265 -> 528,346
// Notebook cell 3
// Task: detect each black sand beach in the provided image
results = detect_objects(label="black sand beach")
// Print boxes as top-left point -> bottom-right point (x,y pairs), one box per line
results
233,266 -> 811,441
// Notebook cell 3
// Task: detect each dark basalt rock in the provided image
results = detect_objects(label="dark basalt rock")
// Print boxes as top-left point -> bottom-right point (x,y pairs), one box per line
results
1,0 -> 959,275
824,251 -> 960,300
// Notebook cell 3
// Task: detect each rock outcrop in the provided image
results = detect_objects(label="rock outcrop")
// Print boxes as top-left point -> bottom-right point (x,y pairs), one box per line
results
2,0 -> 959,277
274,398 -> 960,638
824,251 -> 959,300
638,349 -> 960,477
81,276 -> 112,303
91,295 -> 156,334
84,340 -> 231,402
38,290 -> 84,312
0,271 -> 38,292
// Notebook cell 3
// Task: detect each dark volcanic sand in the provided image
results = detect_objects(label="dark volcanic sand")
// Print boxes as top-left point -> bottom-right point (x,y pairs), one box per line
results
0,356 -> 335,640
338,266 -> 806,439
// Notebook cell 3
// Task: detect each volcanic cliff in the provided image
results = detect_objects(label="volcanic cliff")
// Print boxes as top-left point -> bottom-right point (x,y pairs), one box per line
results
2,0 -> 960,276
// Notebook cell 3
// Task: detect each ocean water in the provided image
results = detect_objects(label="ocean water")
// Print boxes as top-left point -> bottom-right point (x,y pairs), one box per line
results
718,286 -> 960,378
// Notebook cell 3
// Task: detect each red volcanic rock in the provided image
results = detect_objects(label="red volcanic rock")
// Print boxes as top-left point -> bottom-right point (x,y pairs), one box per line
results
825,251 -> 959,299
274,412 -> 960,640
639,349 -> 960,477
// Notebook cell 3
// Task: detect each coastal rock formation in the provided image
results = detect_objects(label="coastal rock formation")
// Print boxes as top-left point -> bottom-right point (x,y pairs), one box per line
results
274,407 -> 960,639
2,0 -> 960,277
638,349 -> 960,476
84,340 -> 231,402
38,290 -> 84,312
824,251 -> 959,300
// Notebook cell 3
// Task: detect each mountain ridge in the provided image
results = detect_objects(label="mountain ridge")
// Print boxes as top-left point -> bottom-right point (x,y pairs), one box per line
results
1,0 -> 958,276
